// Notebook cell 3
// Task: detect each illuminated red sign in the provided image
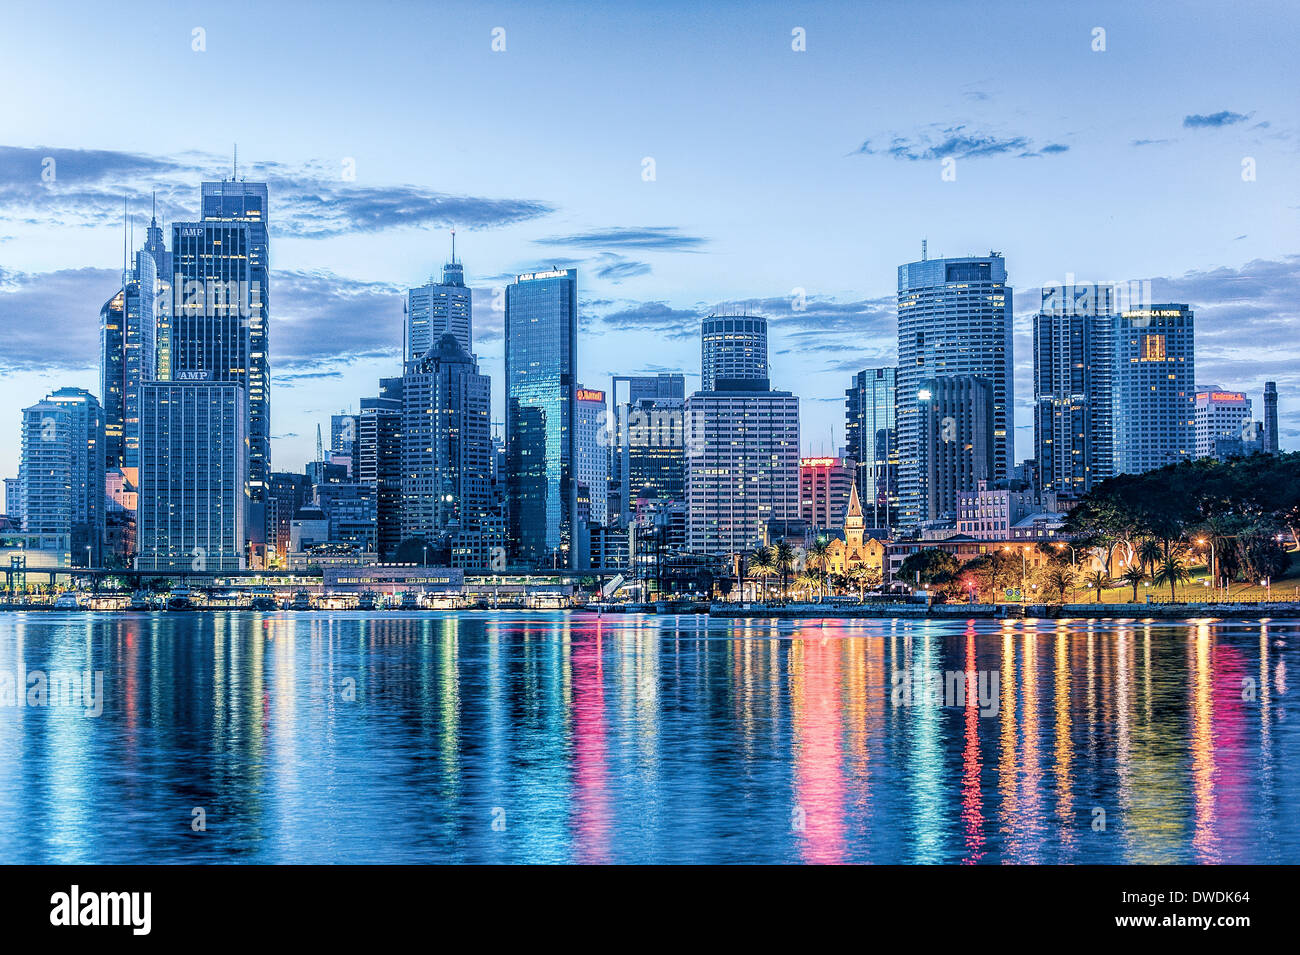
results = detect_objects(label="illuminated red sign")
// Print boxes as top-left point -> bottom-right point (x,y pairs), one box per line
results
576,389 -> 605,403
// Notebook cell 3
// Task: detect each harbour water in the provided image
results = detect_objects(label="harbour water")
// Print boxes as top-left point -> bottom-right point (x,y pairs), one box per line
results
0,611 -> 1295,864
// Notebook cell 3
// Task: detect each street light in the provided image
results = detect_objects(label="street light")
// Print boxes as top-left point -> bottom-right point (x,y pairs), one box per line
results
1054,541 -> 1078,570
1195,537 -> 1216,599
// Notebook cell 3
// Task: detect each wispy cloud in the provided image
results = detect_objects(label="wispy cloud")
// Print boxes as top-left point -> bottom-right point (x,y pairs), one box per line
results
0,146 -> 555,237
594,255 -> 651,282
535,226 -> 707,252
854,125 -> 1069,161
0,265 -> 408,373
1183,110 -> 1250,129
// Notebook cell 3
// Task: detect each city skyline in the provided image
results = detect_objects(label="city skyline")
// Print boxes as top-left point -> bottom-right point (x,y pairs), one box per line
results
1,1 -> 1297,483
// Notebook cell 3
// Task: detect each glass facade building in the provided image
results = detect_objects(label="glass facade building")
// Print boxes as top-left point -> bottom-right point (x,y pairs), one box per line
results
896,254 -> 1012,526
1032,283 -> 1115,499
1112,304 -> 1195,475
609,373 -> 686,524
100,249 -> 157,472
844,366 -> 897,529
505,269 -> 577,568
196,180 -> 271,511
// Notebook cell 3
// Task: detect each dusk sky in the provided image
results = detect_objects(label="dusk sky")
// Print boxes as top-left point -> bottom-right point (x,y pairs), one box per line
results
2,0 -> 1297,481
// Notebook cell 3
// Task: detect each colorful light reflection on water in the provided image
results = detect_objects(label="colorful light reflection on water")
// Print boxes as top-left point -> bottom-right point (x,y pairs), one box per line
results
0,611 -> 1295,864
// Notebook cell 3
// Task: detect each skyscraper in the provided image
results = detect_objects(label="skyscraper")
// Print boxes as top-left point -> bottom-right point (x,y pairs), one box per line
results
406,237 -> 473,360
401,333 -> 491,554
136,381 -> 247,571
610,373 -> 686,524
505,268 -> 577,568
1113,305 -> 1195,475
685,314 -> 800,556
701,314 -> 768,391
1193,389 -> 1252,458
1264,381 -> 1279,453
575,386 -> 609,526
1033,283 -> 1115,499
198,180 -> 270,490
917,375 -> 994,523
18,388 -> 105,566
170,179 -> 270,563
357,379 -> 403,560
844,367 -> 897,529
142,201 -> 173,381
100,248 -> 158,474
896,252 -> 1013,526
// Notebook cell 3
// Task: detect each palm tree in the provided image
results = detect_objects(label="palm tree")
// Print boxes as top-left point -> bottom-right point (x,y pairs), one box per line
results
1153,552 -> 1192,601
774,541 -> 797,603
748,546 -> 775,603
1120,565 -> 1147,603
1044,566 -> 1076,605
1138,538 -> 1164,575
1083,570 -> 1111,602
794,570 -> 820,602
806,536 -> 832,600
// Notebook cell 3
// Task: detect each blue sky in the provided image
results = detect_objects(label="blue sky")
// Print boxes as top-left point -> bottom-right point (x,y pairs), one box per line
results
1,0 -> 1297,482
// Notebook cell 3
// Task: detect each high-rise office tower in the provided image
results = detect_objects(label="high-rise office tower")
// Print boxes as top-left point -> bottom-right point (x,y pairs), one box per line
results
1194,389 -> 1253,458
357,378 -> 403,560
193,180 -> 271,542
799,456 -> 855,531
575,386 -> 609,526
137,381 -> 247,571
401,333 -> 491,551
917,376 -> 994,523
685,390 -> 800,555
701,314 -> 768,391
267,471 -> 312,566
844,367 -> 897,529
1113,305 -> 1195,475
101,247 -> 157,471
406,237 -> 472,360
19,388 -> 105,566
685,315 -> 799,556
609,373 -> 687,524
142,201 -> 173,381
505,268 -> 577,568
896,252 -> 1012,526
331,413 -> 360,459
1033,283 -> 1115,499
1264,381 -> 1279,453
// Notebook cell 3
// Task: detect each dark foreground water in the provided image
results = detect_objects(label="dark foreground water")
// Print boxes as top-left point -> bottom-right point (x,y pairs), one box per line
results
0,611 -> 1295,864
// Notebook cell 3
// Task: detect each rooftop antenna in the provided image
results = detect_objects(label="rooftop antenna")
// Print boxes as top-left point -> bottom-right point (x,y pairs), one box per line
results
122,195 -> 129,286
233,143 -> 238,182
450,227 -> 456,265
921,238 -> 927,261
